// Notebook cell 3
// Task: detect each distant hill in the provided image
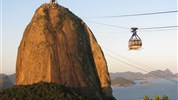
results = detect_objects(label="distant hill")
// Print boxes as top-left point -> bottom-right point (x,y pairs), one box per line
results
110,69 -> 176,80
144,69 -> 175,79
8,74 -> 16,84
1,69 -> 175,89
175,73 -> 178,77
0,74 -> 14,90
110,71 -> 145,80
111,77 -> 135,87
0,82 -> 83,100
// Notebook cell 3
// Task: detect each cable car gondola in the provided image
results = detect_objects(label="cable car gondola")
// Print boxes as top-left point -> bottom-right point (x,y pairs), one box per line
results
128,27 -> 142,50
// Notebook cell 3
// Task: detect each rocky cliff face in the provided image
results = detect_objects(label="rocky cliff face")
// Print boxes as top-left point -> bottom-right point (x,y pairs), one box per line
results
16,3 -> 115,99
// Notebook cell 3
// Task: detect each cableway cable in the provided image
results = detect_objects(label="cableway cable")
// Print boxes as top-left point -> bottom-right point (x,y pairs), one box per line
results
104,53 -> 178,83
83,10 -> 178,18
103,47 -> 176,78
86,20 -> 178,30
85,20 -> 130,29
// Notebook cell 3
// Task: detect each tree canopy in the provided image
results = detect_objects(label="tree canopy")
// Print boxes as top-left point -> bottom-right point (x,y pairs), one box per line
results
0,82 -> 83,100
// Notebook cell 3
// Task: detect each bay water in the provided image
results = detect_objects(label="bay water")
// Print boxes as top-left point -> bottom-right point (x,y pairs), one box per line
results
112,78 -> 178,100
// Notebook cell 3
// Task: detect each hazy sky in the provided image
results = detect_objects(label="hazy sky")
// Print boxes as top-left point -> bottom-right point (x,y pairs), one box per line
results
1,0 -> 177,74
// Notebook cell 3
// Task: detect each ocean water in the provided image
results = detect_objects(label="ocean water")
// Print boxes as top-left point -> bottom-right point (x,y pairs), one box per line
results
112,78 -> 178,100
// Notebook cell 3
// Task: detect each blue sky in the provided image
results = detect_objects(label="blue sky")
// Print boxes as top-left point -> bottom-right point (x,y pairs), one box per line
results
1,0 -> 177,74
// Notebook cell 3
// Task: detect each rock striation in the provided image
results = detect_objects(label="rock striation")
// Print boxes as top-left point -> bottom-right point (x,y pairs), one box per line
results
16,3 -> 115,99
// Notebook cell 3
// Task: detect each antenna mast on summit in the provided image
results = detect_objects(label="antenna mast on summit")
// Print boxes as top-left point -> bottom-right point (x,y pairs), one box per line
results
51,0 -> 57,5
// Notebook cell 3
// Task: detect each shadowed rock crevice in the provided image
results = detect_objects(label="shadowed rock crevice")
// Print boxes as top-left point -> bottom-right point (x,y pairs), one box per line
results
16,3 -> 115,100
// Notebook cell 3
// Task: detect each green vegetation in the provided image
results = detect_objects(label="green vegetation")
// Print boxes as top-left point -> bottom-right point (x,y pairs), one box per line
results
142,95 -> 170,100
43,8 -> 50,21
162,95 -> 169,100
0,82 -> 83,100
153,95 -> 160,100
56,5 -> 82,32
142,95 -> 149,100
37,3 -> 82,31
111,77 -> 135,87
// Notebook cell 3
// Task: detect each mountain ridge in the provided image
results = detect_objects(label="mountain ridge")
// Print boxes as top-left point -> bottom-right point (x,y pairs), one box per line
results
110,69 -> 176,80
0,74 -> 14,90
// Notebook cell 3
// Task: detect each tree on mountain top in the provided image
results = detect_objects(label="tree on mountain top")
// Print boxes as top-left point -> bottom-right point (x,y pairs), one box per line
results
142,95 -> 149,100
